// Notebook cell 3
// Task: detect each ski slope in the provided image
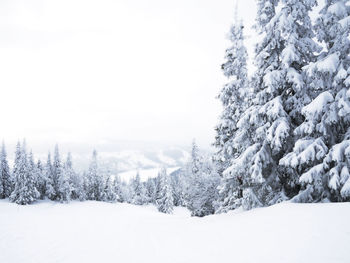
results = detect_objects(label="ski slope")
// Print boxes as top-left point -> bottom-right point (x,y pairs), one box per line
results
0,200 -> 349,263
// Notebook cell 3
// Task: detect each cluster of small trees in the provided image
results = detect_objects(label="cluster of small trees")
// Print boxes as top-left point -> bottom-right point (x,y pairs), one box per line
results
0,141 -> 167,208
214,0 -> 350,212
109,140 -> 220,216
0,141 -> 119,205
0,140 -> 219,216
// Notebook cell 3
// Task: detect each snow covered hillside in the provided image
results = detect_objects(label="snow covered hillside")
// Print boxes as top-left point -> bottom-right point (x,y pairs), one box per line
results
1,201 -> 349,263
118,166 -> 180,182
5,145 -> 190,175
72,147 -> 190,174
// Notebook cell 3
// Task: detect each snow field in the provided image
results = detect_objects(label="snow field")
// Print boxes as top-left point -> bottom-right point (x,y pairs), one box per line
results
0,200 -> 349,263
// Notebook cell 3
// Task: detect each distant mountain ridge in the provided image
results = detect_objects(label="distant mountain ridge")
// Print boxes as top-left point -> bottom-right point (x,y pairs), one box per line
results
5,141 -> 193,175
72,146 -> 190,174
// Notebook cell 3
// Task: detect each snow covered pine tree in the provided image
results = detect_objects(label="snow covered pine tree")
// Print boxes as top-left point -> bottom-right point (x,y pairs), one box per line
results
130,171 -> 147,205
156,167 -> 174,214
215,7 -> 249,213
45,152 -> 56,200
87,150 -> 104,201
53,145 -> 72,202
217,0 -> 320,211
10,141 -> 39,205
0,142 -> 11,199
280,0 -> 350,202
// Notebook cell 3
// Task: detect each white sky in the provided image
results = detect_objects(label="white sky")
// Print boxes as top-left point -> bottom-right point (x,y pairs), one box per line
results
0,0 -> 257,151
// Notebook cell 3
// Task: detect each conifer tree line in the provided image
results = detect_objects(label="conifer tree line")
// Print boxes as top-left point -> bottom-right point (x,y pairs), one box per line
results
0,140 -> 219,216
214,0 -> 350,212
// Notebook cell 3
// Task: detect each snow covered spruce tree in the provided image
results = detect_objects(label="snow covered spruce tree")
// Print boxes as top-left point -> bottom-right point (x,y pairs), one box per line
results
103,175 -> 117,202
119,180 -> 132,203
145,177 -> 157,204
156,167 -> 174,214
82,171 -> 90,200
10,141 -> 39,205
217,0 -> 320,211
10,142 -> 22,201
280,0 -> 350,202
87,150 -> 104,201
184,142 -> 219,216
170,169 -> 186,207
35,159 -> 46,199
130,171 -> 147,205
113,175 -> 125,202
52,145 -> 71,202
148,175 -> 162,205
45,152 -> 56,200
64,152 -> 84,201
182,140 -> 201,207
214,11 -> 250,212
214,11 -> 249,174
0,142 -> 11,198
27,150 -> 41,200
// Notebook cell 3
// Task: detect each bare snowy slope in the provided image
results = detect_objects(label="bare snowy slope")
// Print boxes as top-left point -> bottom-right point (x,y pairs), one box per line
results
0,201 -> 349,263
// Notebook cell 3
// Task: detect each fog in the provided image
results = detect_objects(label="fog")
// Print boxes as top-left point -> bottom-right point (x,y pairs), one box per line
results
0,0 -> 257,153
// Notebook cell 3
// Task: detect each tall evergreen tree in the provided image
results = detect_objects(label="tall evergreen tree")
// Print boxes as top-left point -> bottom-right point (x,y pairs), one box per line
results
81,171 -> 89,201
0,142 -> 11,198
130,171 -> 147,205
215,8 -> 249,212
190,139 -> 201,175
113,175 -> 124,203
0,160 -> 4,199
120,180 -> 132,204
45,152 -> 56,200
65,152 -> 84,201
280,0 -> 350,202
214,10 -> 249,173
145,177 -> 157,204
170,169 -> 186,207
35,159 -> 46,199
219,0 -> 320,211
103,175 -> 117,202
87,150 -> 104,201
156,167 -> 174,214
52,145 -> 70,202
27,151 -> 38,198
184,143 -> 220,216
10,141 -> 39,205
183,140 -> 202,207
11,142 -> 22,197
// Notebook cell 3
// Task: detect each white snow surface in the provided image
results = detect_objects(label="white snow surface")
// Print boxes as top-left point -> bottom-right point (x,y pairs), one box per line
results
0,200 -> 349,263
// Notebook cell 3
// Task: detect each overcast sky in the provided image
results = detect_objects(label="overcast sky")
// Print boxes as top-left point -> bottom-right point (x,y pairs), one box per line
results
0,0 -> 257,152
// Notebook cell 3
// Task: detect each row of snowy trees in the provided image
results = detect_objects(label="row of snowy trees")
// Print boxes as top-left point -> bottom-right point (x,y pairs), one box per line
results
99,140 -> 219,216
215,0 -> 350,212
0,141 -> 114,205
0,140 -> 219,216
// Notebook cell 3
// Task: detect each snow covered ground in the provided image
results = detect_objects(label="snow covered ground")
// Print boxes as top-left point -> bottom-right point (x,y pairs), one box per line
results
0,200 -> 349,263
